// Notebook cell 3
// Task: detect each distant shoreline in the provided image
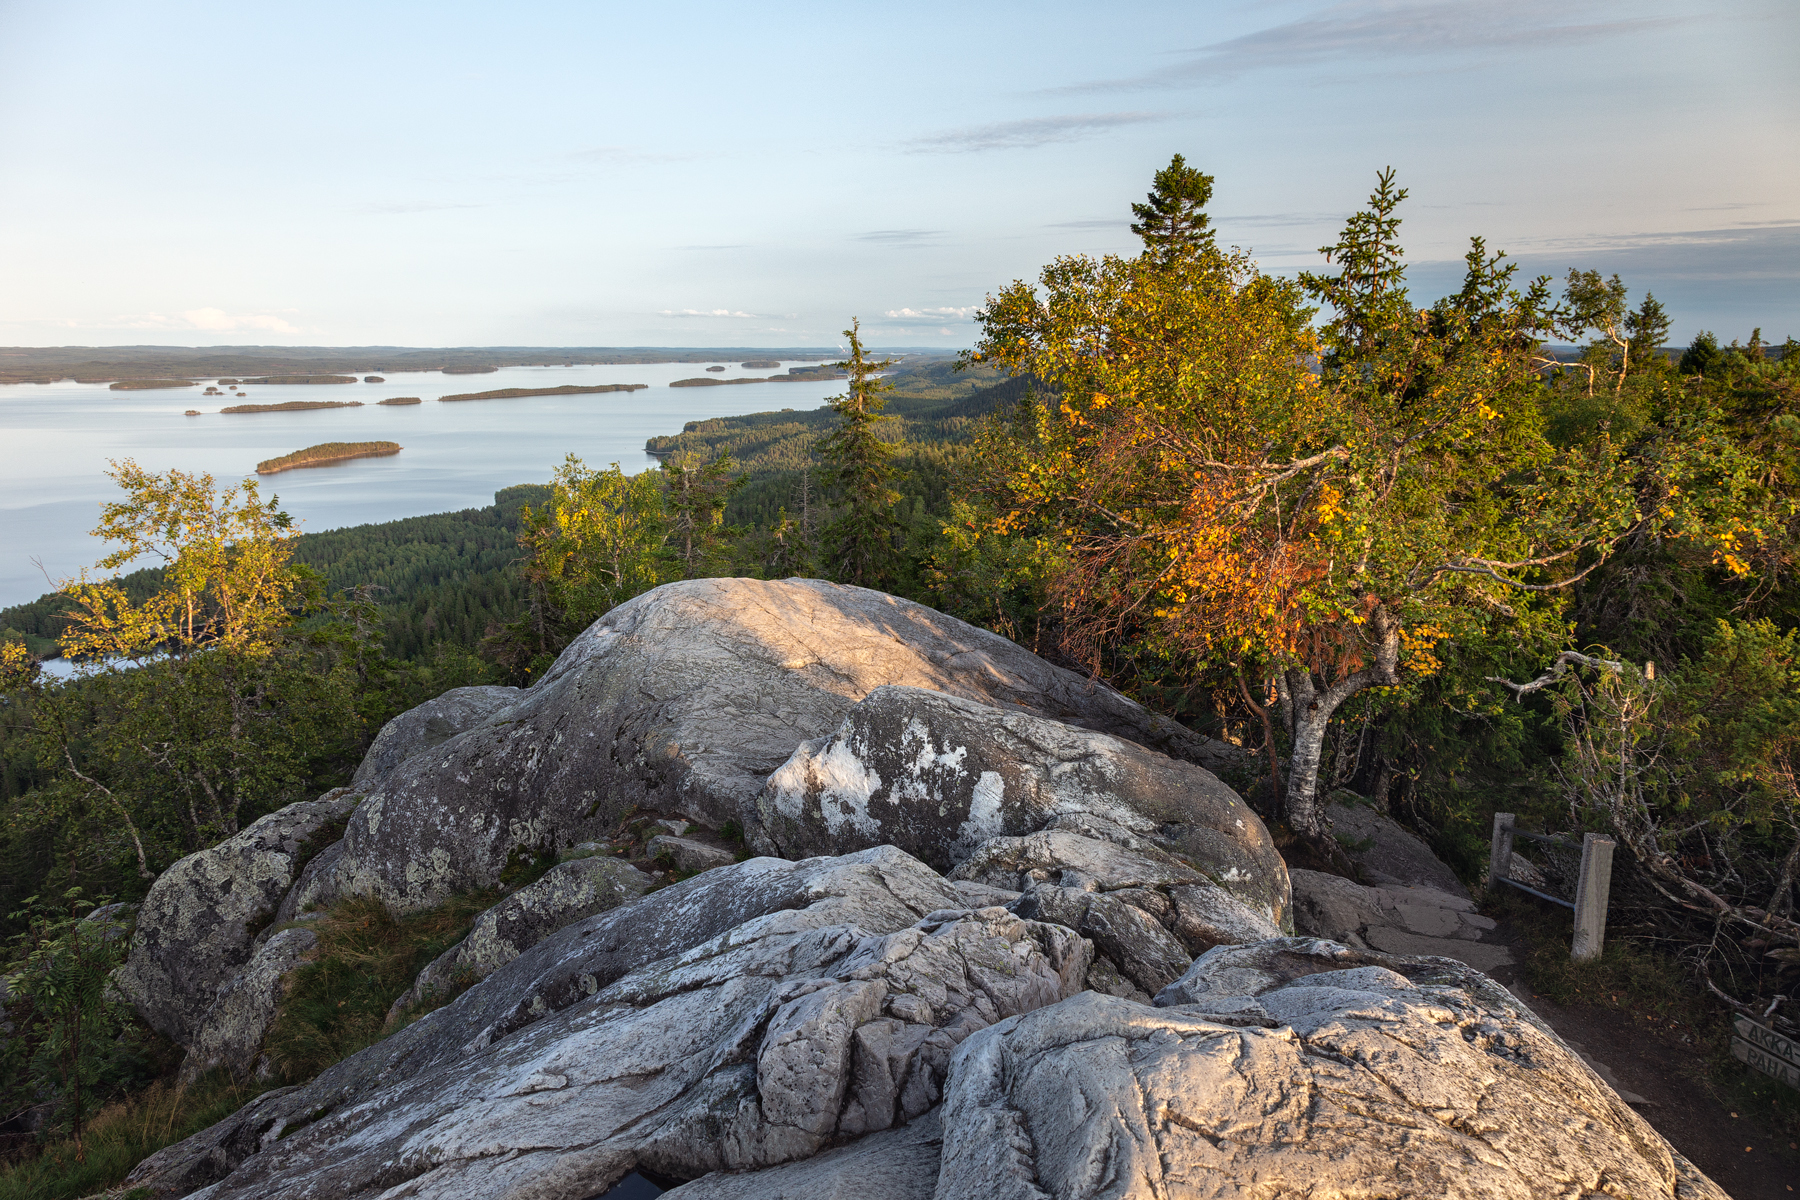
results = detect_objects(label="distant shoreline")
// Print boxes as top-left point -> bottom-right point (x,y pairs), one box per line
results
257,441 -> 401,474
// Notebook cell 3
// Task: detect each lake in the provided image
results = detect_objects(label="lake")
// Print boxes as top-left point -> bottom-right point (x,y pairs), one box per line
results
0,361 -> 845,608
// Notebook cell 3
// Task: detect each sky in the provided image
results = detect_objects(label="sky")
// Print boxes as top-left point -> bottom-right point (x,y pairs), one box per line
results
0,0 -> 1793,350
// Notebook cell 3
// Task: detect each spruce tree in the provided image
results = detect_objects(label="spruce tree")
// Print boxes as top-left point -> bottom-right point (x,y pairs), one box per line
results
1130,153 -> 1217,262
816,319 -> 903,588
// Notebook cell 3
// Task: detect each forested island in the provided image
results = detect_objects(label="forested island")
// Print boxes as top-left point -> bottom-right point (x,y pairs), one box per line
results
256,441 -> 402,474
377,396 -> 421,405
237,375 -> 358,385
442,365 -> 498,374
108,379 -> 194,390
669,375 -> 766,387
220,399 -> 363,414
437,383 -> 648,401
2,159 -> 1796,1200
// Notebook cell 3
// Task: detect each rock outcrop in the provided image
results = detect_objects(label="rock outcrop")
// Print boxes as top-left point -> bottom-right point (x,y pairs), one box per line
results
756,685 -> 1273,887
182,925 -> 317,1083
349,683 -> 521,787
316,578 -> 1248,913
128,851 -> 1088,1200
938,938 -> 1727,1200
1328,793 -> 1469,895
113,791 -> 359,1047
1289,866 -> 1511,971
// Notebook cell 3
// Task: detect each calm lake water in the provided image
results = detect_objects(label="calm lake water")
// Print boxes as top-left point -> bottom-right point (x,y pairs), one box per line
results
0,362 -> 844,608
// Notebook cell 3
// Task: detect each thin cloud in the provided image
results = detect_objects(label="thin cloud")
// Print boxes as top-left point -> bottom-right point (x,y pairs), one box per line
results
1046,218 -> 1128,230
659,308 -> 758,318
856,229 -> 946,245
356,201 -> 485,215
904,111 -> 1167,153
1059,1 -> 1685,91
115,308 -> 301,334
883,306 -> 978,319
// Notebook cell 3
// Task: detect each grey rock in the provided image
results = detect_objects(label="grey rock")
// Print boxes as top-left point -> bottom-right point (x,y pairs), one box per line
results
1291,868 -> 1493,943
1362,926 -> 1516,973
267,837 -> 347,930
648,833 -> 739,874
953,829 -> 1286,949
387,855 -> 655,1024
82,901 -> 136,942
146,892 -> 1089,1199
665,1109 -> 942,1199
940,938 -> 1728,1200
949,881 -> 1020,909
323,577 -> 1245,913
1010,883 -> 1191,996
128,847 -> 970,1196
183,926 -> 317,1083
1328,794 -> 1470,896
113,790 -> 360,1046
350,683 -> 521,787
756,687 -> 1277,906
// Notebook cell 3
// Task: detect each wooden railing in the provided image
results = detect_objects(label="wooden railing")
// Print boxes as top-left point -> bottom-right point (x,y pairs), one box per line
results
1488,813 -> 1615,962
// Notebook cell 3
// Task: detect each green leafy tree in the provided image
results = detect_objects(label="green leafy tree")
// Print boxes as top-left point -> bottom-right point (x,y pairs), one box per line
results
495,456 -> 670,678
816,320 -> 904,588
963,167 -> 1756,867
1130,153 -> 1216,263
661,450 -> 744,579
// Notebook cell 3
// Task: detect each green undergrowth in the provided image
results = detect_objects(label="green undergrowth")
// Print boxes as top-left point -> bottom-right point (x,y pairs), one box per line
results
262,889 -> 500,1082
0,1074 -> 271,1200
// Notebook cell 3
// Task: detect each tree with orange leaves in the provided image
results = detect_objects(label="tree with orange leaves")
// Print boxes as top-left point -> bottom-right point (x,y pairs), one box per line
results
963,164 -> 1761,866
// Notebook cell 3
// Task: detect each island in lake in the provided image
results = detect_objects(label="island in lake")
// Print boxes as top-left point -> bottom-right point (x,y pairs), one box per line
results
741,360 -> 781,369
437,383 -> 647,402
109,379 -> 195,390
363,375 -> 386,383
378,396 -> 422,405
257,441 -> 401,475
222,400 -> 364,414
670,376 -> 765,387
237,375 -> 358,385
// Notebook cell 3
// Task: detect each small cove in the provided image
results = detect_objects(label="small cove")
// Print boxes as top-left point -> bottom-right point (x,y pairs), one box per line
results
0,361 -> 844,606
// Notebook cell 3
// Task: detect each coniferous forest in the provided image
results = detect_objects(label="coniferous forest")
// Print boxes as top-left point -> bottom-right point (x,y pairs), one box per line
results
2,159 -> 1797,1195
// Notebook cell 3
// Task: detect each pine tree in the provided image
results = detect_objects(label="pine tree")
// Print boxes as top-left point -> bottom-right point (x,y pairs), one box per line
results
1130,153 -> 1216,262
816,319 -> 903,588
661,451 -> 743,578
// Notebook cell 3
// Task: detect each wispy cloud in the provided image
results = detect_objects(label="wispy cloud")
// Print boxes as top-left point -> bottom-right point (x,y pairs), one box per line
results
856,229 -> 946,245
1046,218 -> 1128,231
1059,1 -> 1684,91
904,111 -> 1166,153
659,308 -> 758,318
883,306 -> 979,320
114,308 -> 302,334
573,145 -> 693,164
355,200 -> 485,215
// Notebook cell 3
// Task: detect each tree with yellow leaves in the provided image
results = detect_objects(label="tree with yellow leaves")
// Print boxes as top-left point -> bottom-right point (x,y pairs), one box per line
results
963,164 -> 1761,866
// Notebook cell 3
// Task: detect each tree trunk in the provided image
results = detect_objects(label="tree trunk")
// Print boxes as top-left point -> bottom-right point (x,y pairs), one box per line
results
1279,603 -> 1401,875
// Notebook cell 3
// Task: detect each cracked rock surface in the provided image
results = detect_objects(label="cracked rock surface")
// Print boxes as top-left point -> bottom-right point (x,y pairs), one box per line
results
937,937 -> 1728,1200
756,686 -> 1278,907
152,894 -> 1087,1199
113,790 -> 360,1048
315,577 -> 1246,913
127,848 -> 995,1195
349,684 -> 522,787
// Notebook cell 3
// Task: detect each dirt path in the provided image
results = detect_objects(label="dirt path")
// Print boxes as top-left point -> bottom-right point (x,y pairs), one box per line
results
1480,943 -> 1800,1198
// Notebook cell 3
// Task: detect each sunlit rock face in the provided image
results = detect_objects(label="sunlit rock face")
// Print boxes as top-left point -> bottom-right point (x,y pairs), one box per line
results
935,938 -> 1729,1200
318,576 -> 1250,914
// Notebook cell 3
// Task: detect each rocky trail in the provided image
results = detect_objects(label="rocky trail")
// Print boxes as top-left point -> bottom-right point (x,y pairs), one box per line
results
79,579 -> 1763,1199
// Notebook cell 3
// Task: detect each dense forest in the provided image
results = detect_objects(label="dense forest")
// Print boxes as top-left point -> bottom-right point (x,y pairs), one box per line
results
2,157 -> 1796,1195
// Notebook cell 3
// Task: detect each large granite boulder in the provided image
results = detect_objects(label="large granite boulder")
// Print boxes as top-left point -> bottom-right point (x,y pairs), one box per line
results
112,790 -> 360,1047
320,577 -> 1244,913
129,852 -> 1088,1200
756,685 -> 1274,885
666,1108 -> 942,1199
128,847 -> 974,1194
1328,793 -> 1469,896
350,683 -> 521,787
181,925 -> 317,1084
936,938 -> 1727,1200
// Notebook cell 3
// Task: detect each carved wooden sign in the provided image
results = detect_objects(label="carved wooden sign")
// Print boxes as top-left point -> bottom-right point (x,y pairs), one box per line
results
1731,1015 -> 1800,1091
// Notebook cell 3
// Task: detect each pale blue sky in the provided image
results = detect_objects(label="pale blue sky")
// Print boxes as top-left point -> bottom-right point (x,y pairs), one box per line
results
0,0 -> 1793,349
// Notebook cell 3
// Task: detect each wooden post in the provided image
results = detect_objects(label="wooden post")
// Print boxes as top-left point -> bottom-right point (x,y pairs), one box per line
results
1571,833 -> 1615,962
1489,813 -> 1516,890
